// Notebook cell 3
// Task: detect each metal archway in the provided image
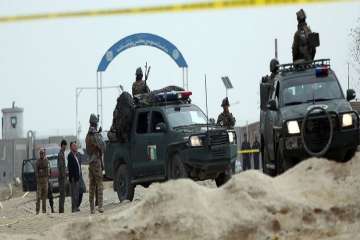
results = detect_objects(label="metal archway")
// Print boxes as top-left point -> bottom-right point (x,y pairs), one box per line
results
96,33 -> 189,126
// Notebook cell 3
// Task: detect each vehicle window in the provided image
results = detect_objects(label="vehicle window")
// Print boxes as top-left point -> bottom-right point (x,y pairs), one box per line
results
49,158 -> 58,168
281,76 -> 343,106
151,111 -> 165,132
167,107 -> 207,128
136,112 -> 149,134
23,161 -> 35,173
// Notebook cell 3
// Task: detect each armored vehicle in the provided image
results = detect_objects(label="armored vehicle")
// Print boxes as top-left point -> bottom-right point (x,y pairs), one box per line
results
260,59 -> 359,176
104,91 -> 237,201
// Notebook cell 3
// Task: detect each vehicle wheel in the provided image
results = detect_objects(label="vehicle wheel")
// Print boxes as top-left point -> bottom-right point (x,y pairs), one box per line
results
169,154 -> 187,179
277,145 -> 291,175
343,147 -> 357,162
215,169 -> 232,187
116,164 -> 134,202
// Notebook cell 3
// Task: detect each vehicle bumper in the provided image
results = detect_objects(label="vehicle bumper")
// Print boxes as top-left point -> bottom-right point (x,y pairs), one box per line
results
181,144 -> 237,176
282,128 -> 359,160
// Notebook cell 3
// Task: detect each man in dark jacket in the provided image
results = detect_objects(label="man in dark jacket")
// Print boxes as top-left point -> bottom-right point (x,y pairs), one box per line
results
67,142 -> 81,212
252,136 -> 261,170
57,140 -> 67,213
241,133 -> 251,171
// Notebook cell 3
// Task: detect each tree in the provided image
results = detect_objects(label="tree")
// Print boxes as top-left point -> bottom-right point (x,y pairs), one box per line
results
350,17 -> 360,72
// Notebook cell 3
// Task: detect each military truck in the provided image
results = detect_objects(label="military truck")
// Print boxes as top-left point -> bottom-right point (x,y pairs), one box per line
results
104,90 -> 237,201
260,59 -> 359,176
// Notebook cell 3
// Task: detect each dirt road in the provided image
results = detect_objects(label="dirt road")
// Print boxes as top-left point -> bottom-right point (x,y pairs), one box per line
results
1,155 -> 360,240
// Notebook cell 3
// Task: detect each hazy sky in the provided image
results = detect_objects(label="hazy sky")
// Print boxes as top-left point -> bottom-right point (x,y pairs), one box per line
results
0,0 -> 359,139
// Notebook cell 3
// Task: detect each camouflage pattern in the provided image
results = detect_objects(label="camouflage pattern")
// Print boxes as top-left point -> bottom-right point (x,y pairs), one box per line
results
292,9 -> 316,62
108,92 -> 135,143
57,149 -> 66,213
217,112 -> 236,129
86,126 -> 105,213
132,80 -> 150,96
35,157 -> 49,214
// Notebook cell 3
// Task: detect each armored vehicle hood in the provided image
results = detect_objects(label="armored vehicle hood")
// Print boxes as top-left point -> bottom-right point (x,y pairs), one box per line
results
281,99 -> 353,120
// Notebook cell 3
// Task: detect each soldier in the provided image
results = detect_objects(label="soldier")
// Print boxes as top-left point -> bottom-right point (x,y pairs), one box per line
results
57,140 -> 67,213
85,114 -> 105,214
35,149 -> 49,214
132,67 -> 150,96
252,135 -> 261,170
241,133 -> 251,171
48,180 -> 54,213
292,9 -> 317,62
217,97 -> 236,129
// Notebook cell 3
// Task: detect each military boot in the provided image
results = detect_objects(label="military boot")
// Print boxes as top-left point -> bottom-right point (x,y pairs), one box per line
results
90,201 -> 95,214
98,207 -> 104,213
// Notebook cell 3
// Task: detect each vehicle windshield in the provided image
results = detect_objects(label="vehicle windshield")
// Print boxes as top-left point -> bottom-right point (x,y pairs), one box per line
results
167,107 -> 207,128
281,75 -> 343,106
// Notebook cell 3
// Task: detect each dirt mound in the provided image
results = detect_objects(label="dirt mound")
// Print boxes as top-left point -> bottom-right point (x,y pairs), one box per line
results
2,155 -> 360,240
56,154 -> 360,240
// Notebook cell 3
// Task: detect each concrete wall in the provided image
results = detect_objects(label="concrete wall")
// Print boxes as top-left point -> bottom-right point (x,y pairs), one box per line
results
0,135 -> 76,184
0,139 -> 27,183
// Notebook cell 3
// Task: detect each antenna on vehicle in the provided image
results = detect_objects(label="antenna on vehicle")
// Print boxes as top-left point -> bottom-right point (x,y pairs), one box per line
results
205,74 -> 209,133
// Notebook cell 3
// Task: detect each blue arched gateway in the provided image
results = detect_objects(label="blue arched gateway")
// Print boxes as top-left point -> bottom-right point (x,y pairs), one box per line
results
95,33 -> 189,125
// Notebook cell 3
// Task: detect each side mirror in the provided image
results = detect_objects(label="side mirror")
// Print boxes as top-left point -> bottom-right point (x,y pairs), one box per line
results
155,122 -> 167,132
209,118 -> 216,125
347,89 -> 356,101
267,99 -> 278,111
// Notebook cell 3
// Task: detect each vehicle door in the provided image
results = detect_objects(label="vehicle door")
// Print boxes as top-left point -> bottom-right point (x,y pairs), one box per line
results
265,81 -> 280,161
22,159 -> 37,192
131,110 -> 154,178
146,110 -> 168,176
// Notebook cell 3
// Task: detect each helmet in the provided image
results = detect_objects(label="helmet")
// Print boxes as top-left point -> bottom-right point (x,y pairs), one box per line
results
135,67 -> 143,76
221,97 -> 230,107
89,114 -> 99,125
296,9 -> 306,23
270,58 -> 279,73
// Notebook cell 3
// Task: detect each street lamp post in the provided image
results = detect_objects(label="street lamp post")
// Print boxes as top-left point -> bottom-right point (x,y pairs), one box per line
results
75,85 -> 122,141
221,76 -> 234,98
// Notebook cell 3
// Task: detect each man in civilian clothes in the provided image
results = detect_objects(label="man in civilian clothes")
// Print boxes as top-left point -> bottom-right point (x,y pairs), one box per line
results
67,142 -> 81,212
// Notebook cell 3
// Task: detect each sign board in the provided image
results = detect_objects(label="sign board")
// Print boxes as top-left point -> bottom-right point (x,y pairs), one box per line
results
221,76 -> 233,89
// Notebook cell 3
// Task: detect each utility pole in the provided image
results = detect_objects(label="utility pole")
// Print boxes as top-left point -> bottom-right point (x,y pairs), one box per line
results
275,38 -> 278,59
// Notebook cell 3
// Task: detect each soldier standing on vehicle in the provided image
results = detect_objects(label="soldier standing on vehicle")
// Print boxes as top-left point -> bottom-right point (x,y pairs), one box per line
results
252,136 -> 261,170
132,67 -> 150,96
35,149 -> 49,214
57,140 -> 67,213
86,114 -> 105,214
217,97 -> 236,129
241,133 -> 251,171
292,9 -> 316,62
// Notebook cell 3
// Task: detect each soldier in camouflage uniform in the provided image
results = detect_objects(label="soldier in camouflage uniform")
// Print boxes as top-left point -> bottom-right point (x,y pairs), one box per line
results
132,67 -> 150,96
85,114 -> 105,214
57,140 -> 67,213
35,149 -> 49,214
292,9 -> 316,62
217,97 -> 236,129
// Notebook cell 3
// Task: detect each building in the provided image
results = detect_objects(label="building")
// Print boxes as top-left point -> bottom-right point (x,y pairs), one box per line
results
0,103 -> 76,184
